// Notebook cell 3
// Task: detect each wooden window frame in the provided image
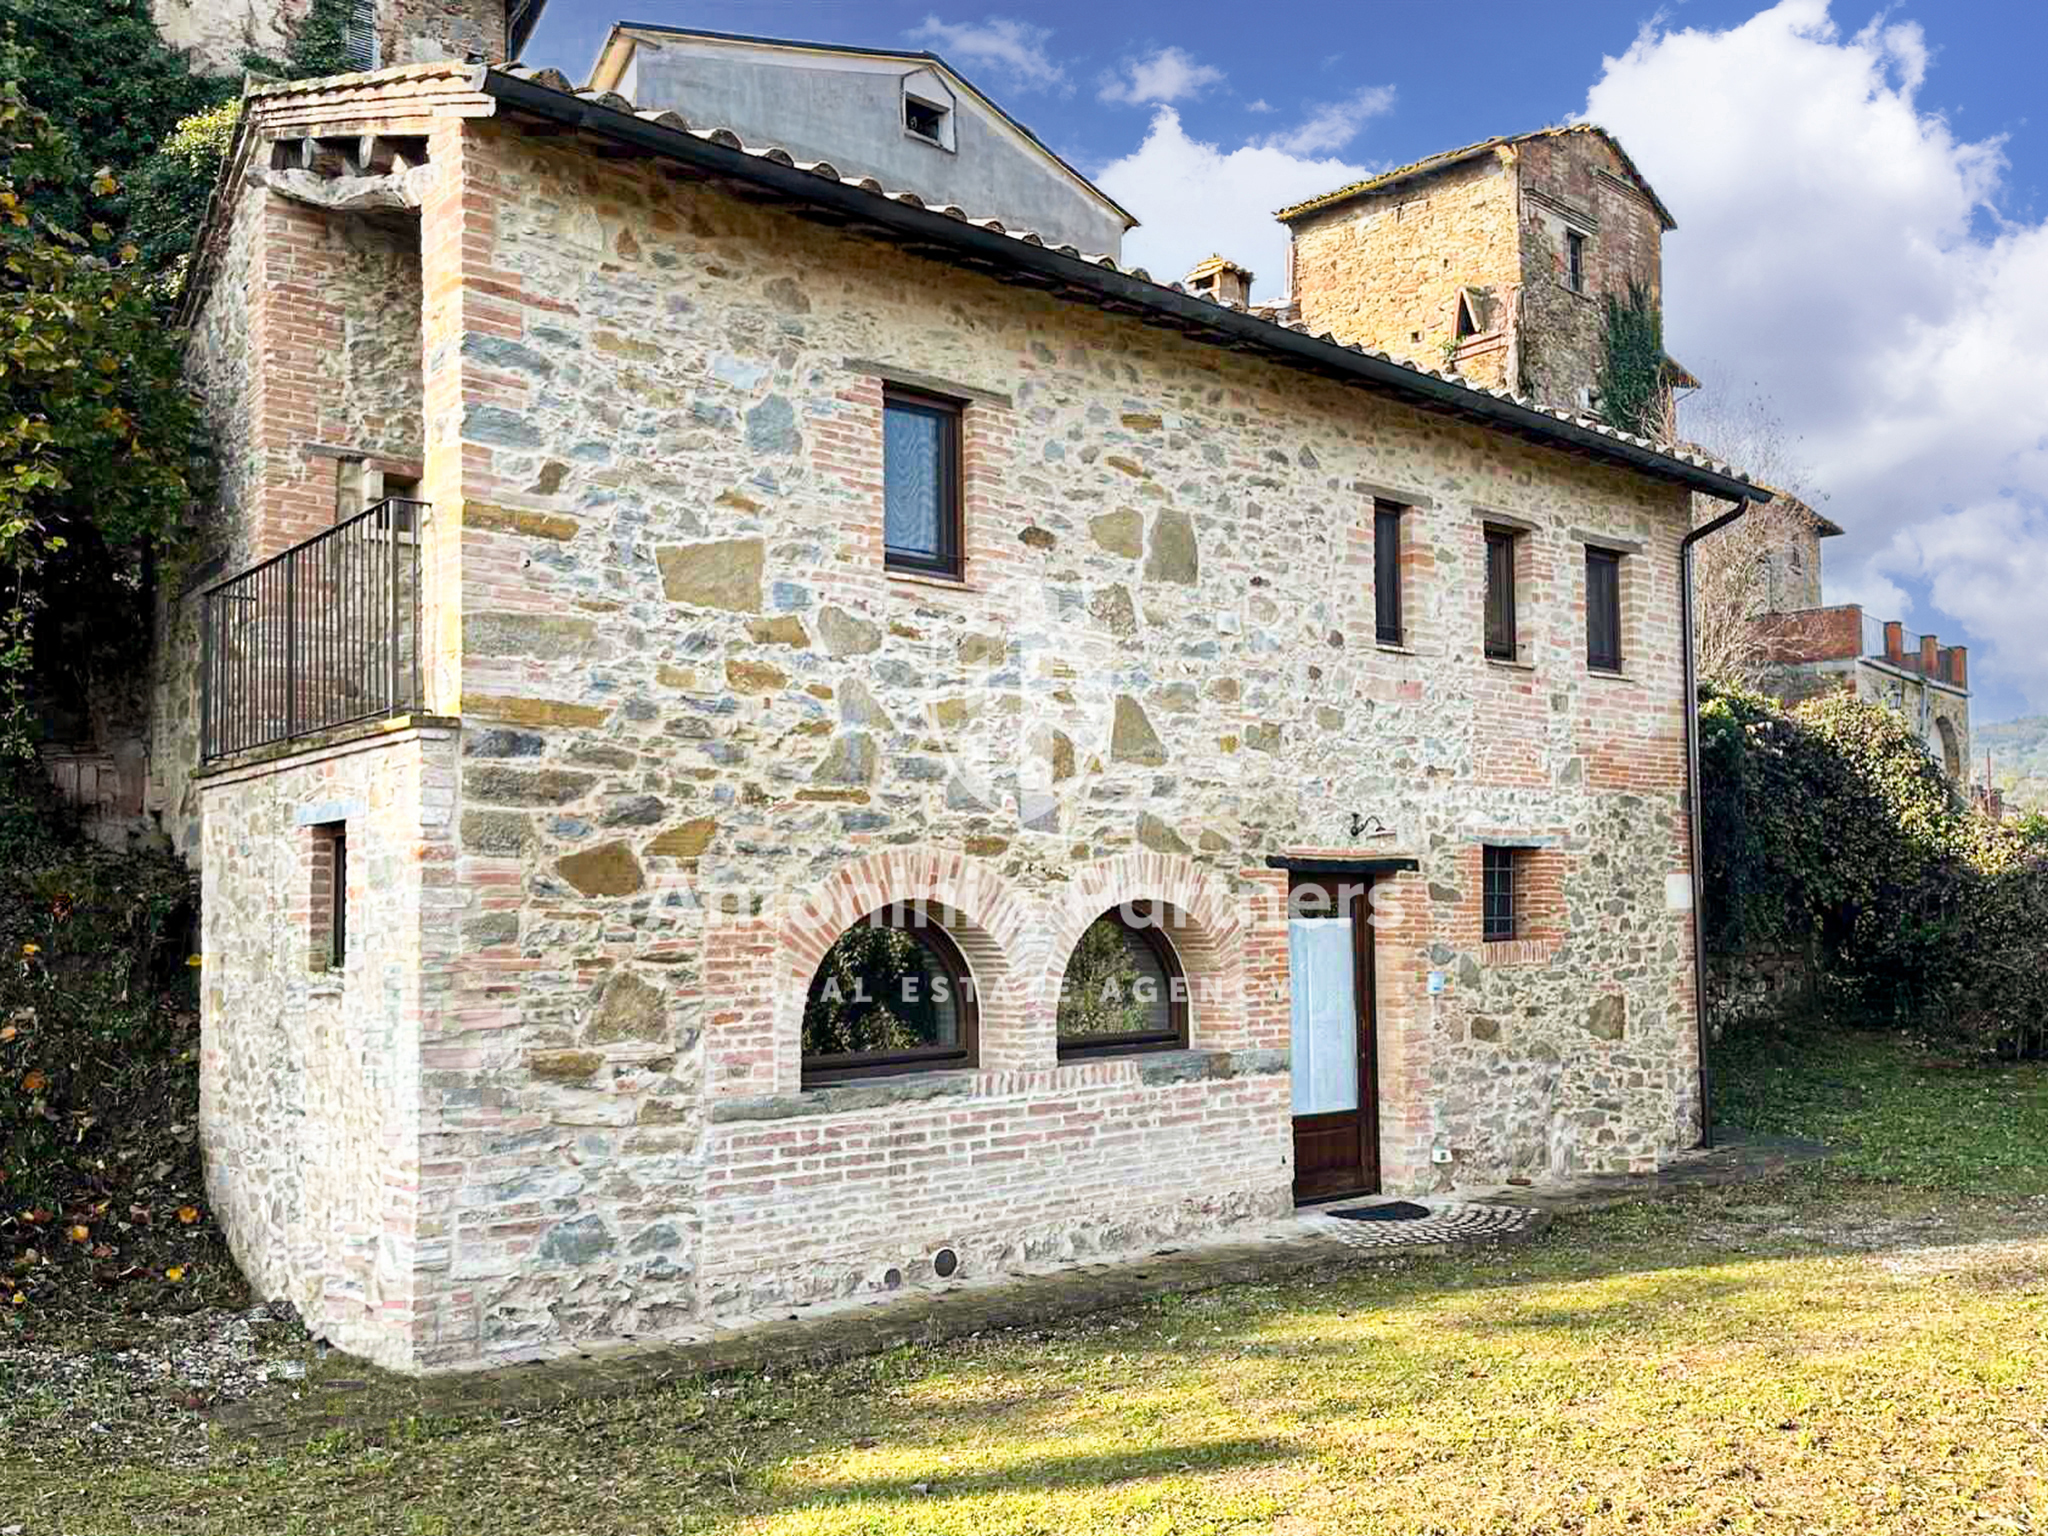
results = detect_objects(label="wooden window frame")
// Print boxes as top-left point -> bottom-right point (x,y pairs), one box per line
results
1482,845 -> 1517,942
1055,902 -> 1191,1061
1483,526 -> 1519,662
309,821 -> 348,973
882,385 -> 965,581
1565,229 -> 1586,293
1586,546 -> 1624,672
801,907 -> 980,1086
1373,500 -> 1405,647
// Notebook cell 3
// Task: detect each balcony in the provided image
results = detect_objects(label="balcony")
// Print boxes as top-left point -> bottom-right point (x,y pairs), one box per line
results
200,499 -> 425,761
1755,604 -> 1968,691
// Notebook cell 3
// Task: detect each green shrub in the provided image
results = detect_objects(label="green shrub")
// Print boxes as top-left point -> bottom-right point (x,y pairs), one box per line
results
0,765 -> 197,1208
1701,684 -> 2048,1055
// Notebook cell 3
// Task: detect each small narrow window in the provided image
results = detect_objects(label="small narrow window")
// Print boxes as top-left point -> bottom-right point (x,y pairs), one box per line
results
1586,548 -> 1623,671
1374,500 -> 1404,646
883,386 -> 964,579
905,96 -> 947,143
342,0 -> 378,70
1455,293 -> 1479,339
1565,230 -> 1586,293
1057,904 -> 1189,1059
311,822 -> 348,972
1482,846 -> 1517,942
802,906 -> 979,1084
1484,527 -> 1518,661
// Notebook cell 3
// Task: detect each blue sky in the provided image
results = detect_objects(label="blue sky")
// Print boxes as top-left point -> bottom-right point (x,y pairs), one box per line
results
522,1 -> 2048,732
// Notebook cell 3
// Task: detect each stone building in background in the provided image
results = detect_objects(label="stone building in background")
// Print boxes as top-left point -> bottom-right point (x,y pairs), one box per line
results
1275,126 -> 1696,419
150,0 -> 545,76
153,42 -> 1767,1373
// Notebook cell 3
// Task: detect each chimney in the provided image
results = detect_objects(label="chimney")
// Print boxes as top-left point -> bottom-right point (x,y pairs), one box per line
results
1183,255 -> 1254,307
1919,633 -> 1940,678
1883,620 -> 1904,665
1949,645 -> 1968,689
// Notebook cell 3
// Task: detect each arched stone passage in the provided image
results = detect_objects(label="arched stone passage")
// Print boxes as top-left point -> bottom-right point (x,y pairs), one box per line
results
771,848 -> 1039,1088
1039,853 -> 1246,1054
1934,715 -> 1962,780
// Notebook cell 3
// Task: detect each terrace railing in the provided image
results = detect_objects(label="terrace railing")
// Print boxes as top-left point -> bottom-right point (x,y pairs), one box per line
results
200,499 -> 426,761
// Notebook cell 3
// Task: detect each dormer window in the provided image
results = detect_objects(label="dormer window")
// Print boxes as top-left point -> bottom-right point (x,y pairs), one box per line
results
905,96 -> 946,142
901,68 -> 957,151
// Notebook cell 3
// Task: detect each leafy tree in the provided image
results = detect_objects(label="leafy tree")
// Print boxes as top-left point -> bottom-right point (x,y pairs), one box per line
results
0,74 -> 202,752
126,99 -> 240,279
0,1 -> 234,244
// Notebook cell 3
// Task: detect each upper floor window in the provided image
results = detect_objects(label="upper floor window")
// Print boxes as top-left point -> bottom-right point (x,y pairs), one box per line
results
1565,229 -> 1587,293
343,0 -> 379,70
1483,526 -> 1519,662
883,386 -> 964,579
1586,547 -> 1624,671
1374,499 -> 1404,646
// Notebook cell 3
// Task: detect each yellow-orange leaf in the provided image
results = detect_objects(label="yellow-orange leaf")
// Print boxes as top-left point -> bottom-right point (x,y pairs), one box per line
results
165,1266 -> 185,1282
67,1224 -> 88,1243
177,1205 -> 200,1225
21,1069 -> 45,1094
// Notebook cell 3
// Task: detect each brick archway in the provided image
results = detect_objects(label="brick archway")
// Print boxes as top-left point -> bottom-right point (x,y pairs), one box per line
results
1039,853 -> 1246,1053
772,848 -> 1041,1086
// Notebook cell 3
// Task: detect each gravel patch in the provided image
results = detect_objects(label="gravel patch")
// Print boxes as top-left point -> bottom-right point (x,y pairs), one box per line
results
0,1300 -> 320,1467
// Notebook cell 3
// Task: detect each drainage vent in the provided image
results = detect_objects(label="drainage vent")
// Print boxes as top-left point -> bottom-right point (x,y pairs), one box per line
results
933,1247 -> 959,1278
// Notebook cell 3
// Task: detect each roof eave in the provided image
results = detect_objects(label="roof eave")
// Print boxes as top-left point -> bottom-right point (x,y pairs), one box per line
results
477,67 -> 1760,504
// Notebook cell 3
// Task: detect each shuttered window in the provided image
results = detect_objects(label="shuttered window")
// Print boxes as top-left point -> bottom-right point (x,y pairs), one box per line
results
1483,527 -> 1518,661
1373,500 -> 1403,646
1586,548 -> 1623,671
343,0 -> 379,69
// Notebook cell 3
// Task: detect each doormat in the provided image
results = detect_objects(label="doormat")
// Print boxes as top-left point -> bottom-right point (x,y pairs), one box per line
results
1324,1201 -> 1431,1223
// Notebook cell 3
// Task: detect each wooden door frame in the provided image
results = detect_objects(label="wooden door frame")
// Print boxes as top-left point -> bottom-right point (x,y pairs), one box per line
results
1287,873 -> 1381,1201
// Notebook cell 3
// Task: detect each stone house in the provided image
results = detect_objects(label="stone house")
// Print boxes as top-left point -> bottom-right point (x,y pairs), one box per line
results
1276,127 -> 1696,418
154,35 -> 1766,1372
152,0 -> 545,76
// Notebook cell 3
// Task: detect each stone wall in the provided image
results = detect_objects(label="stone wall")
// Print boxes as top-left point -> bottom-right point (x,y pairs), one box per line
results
151,0 -> 505,76
1283,131 -> 1668,416
1286,153 -> 1521,390
1513,133 -> 1666,415
394,113 -> 1704,1362
197,720 -> 457,1371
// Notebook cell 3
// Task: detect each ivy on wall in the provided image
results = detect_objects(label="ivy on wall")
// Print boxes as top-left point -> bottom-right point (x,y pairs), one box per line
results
1596,278 -> 1665,438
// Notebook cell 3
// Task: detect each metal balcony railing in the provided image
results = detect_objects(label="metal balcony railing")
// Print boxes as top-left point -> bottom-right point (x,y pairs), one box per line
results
200,499 -> 425,761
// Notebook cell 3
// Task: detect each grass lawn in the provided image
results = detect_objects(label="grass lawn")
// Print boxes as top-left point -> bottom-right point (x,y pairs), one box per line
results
8,1028 -> 2048,1535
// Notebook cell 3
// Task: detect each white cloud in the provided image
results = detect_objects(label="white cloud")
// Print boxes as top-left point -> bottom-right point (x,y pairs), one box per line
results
1258,87 -> 1397,155
906,15 -> 1067,93
1246,98 -> 1274,114
1587,0 -> 2048,713
1098,46 -> 1225,105
1095,107 -> 1374,299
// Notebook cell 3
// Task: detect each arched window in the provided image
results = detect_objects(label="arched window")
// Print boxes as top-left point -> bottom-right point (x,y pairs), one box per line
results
802,906 -> 978,1084
1057,903 -> 1188,1059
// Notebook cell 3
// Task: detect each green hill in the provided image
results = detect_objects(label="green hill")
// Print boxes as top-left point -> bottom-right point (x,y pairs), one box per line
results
1979,715 -> 2048,810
